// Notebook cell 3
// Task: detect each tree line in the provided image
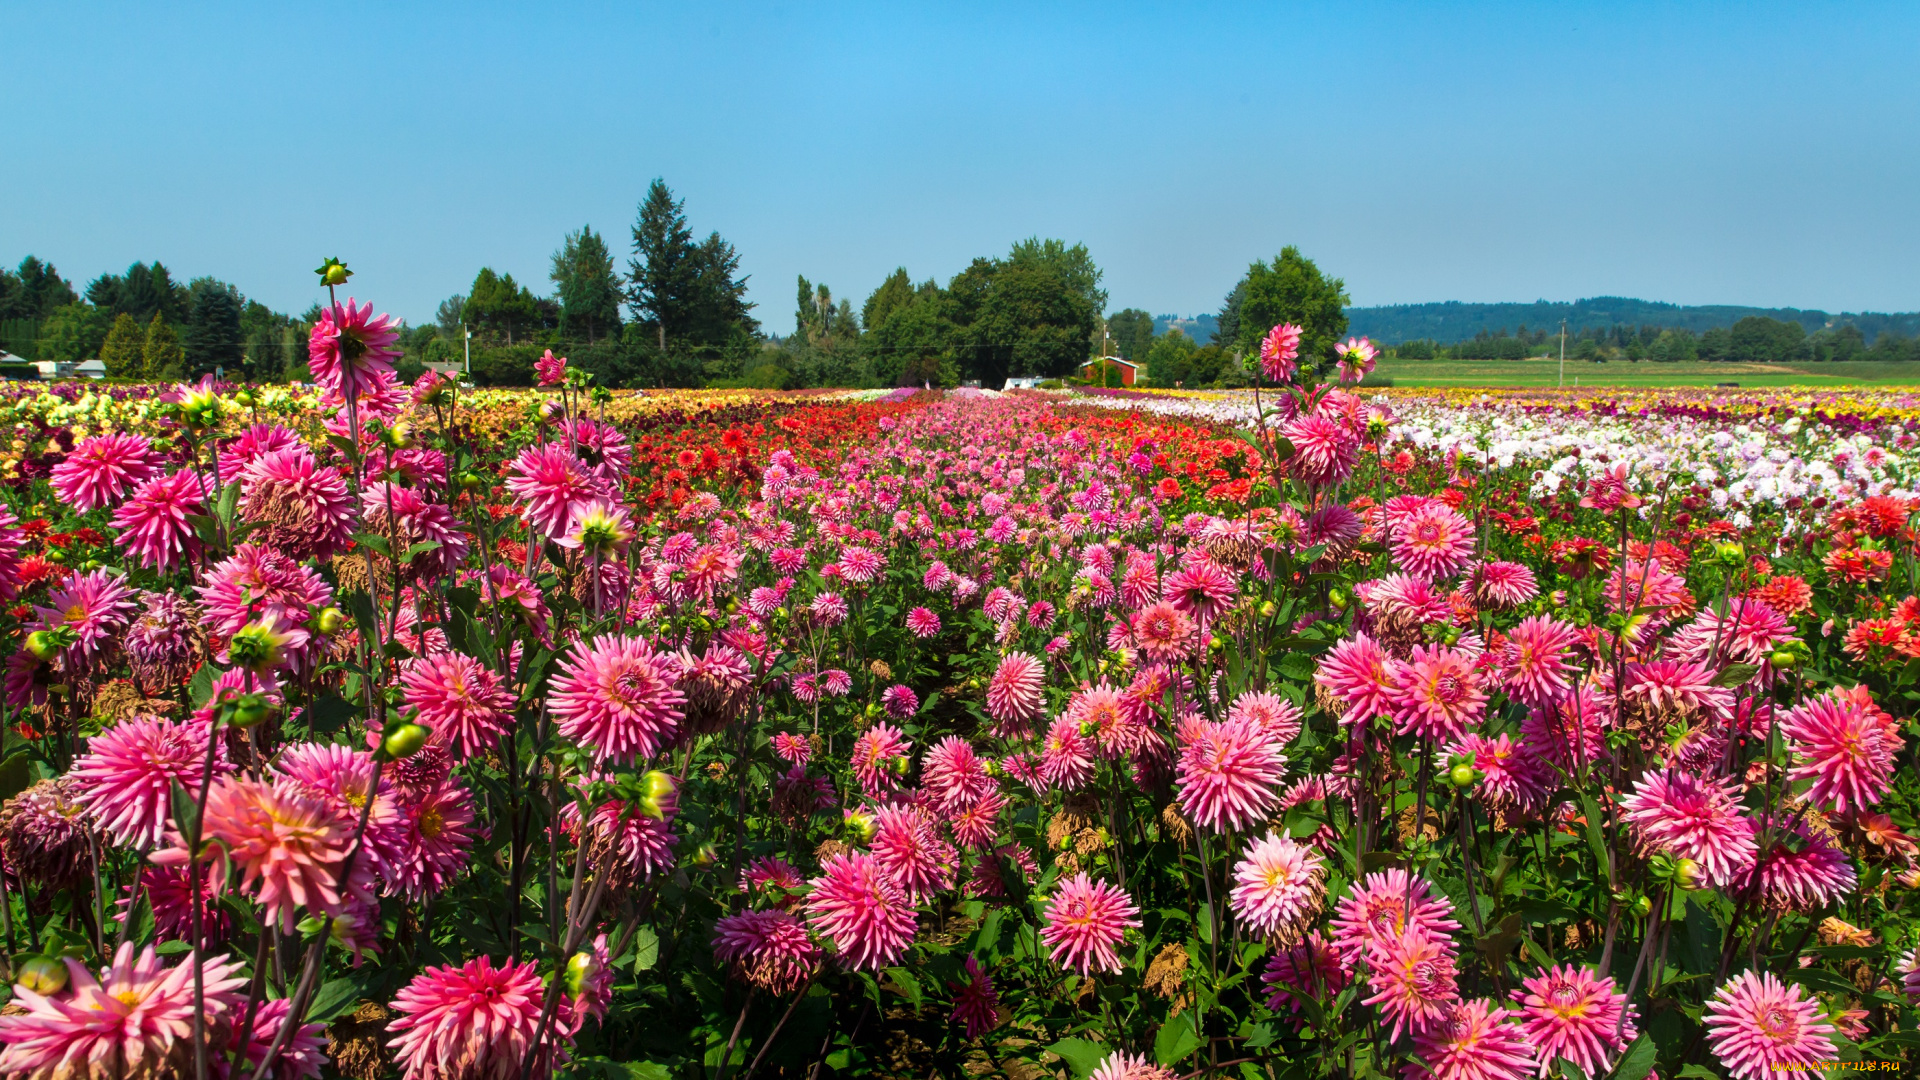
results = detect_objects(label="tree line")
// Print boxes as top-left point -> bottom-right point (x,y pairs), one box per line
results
1391,315 -> 1920,365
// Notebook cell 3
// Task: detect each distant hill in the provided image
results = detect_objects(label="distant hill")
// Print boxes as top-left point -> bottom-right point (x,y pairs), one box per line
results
1154,313 -> 1220,345
1345,297 -> 1920,346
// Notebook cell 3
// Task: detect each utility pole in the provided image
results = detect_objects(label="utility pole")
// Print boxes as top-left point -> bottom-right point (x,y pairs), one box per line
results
1558,319 -> 1567,389
463,323 -> 471,379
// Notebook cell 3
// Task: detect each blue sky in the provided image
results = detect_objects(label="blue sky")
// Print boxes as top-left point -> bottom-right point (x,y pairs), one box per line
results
5,1 -> 1916,327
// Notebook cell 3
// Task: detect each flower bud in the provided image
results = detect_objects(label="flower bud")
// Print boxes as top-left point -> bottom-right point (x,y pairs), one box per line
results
638,770 -> 678,820
314,607 -> 346,635
23,630 -> 61,662
381,722 -> 431,761
1674,858 -> 1703,891
1327,588 -> 1348,611
1632,895 -> 1652,917
844,810 -> 876,844
16,955 -> 68,995
889,755 -> 911,777
225,693 -> 273,729
1769,650 -> 1797,670
459,472 -> 485,491
1258,600 -> 1278,619
1448,763 -> 1476,788
689,842 -> 719,869
385,421 -> 414,450
564,950 -> 598,997
1714,541 -> 1745,566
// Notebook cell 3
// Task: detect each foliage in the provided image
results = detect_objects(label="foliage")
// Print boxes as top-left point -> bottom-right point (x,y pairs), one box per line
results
552,225 -> 625,345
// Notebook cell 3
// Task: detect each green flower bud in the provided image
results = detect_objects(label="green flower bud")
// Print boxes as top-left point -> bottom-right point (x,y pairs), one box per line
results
225,693 -> 273,729
16,955 -> 68,995
1258,600 -> 1278,619
565,949 -> 598,997
1448,763 -> 1476,788
1768,650 -> 1797,669
315,258 -> 352,287
845,810 -> 877,844
1714,540 -> 1746,566
23,630 -> 61,662
1632,895 -> 1652,917
1327,588 -> 1348,611
638,770 -> 677,820
314,607 -> 346,636
689,842 -> 719,869
1674,858 -> 1703,891
385,420 -> 414,449
459,472 -> 486,491
381,722 -> 431,761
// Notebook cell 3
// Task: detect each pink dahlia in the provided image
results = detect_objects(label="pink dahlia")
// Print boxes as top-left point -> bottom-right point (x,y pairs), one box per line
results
1329,869 -> 1463,961
1619,769 -> 1757,887
1334,336 -> 1378,383
1702,970 -> 1837,1080
922,736 -> 996,812
155,776 -> 371,932
1782,686 -> 1900,813
1741,823 -> 1857,910
1066,681 -> 1149,758
227,998 -> 328,1080
905,606 -> 942,638
1511,965 -> 1634,1077
239,446 -> 357,562
534,348 -> 568,386
559,417 -> 631,484
196,543 -> 335,641
34,568 -> 138,665
1363,930 -> 1460,1041
1393,501 -> 1477,581
1163,558 -> 1239,624
1262,933 -> 1348,1018
804,852 -> 917,971
1471,561 -> 1538,609
1089,1052 -> 1176,1080
0,943 -> 246,1080
1409,999 -> 1535,1080
71,716 -> 224,848
949,954 -> 1000,1040
307,297 -> 402,401
505,442 -> 608,541
1281,414 -> 1359,490
217,422 -> 301,483
871,804 -> 957,901
401,651 -> 516,759
1176,715 -> 1285,833
49,432 -> 158,511
112,470 -> 206,572
361,482 -> 470,581
712,908 -> 821,993
1448,733 -> 1550,815
550,634 -> 686,765
1500,616 -> 1579,708
772,732 -> 812,765
985,651 -> 1047,736
881,683 -> 919,718
1226,691 -> 1304,745
1229,832 -> 1326,939
0,504 -> 22,600
1259,322 -> 1303,383
950,790 -> 1007,849
1040,872 -> 1141,976
1130,601 -> 1198,661
387,954 -> 549,1080
273,742 -> 407,884
1619,659 -> 1733,723
850,722 -> 912,797
1316,631 -> 1398,725
1386,644 -> 1486,742
1040,714 -> 1097,791
391,778 -> 479,900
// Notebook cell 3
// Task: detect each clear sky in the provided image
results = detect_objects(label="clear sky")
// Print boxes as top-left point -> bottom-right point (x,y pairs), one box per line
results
5,1 -> 1916,327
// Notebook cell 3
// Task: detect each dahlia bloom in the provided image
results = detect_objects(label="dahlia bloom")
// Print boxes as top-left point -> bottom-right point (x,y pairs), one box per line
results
850,722 -> 912,797
1315,631 -> 1398,724
505,442 -> 609,541
550,635 -> 686,765
985,651 -> 1046,735
274,742 -> 408,885
1363,930 -> 1460,1041
1410,999 -> 1535,1080
712,908 -> 821,993
49,432 -> 158,511
35,568 -> 138,666
239,446 -> 357,562
1176,715 -> 1286,833
1510,965 -> 1634,1078
1229,832 -> 1326,939
391,779 -> 479,900
1741,823 -> 1857,910
308,297 -> 402,401
1130,601 -> 1198,661
949,955 -> 1001,1040
0,504 -> 22,600
0,943 -> 246,1080
922,736 -> 996,812
1702,970 -> 1837,1079
0,778 -> 96,891
1281,414 -> 1359,490
1333,336 -> 1378,383
1782,686 -> 1900,813
1163,558 -> 1239,623
1039,872 -> 1141,976
1040,715 -> 1097,790
155,776 -> 372,932
228,998 -> 329,1080
387,954 -> 550,1080
1471,561 -> 1538,609
1329,869 -> 1462,961
124,590 -> 203,690
535,348 -> 568,385
1089,1052 -> 1176,1080
1386,644 -> 1486,742
361,482 -> 470,581
1258,322 -> 1303,383
1500,616 -> 1579,708
906,606 -> 942,638
112,470 -> 206,572
1392,501 -> 1477,581
71,716 -> 225,848
401,651 -> 516,759
1262,933 -> 1349,1018
1227,691 -> 1304,745
804,852 -> 917,971
1448,733 -> 1550,815
950,790 -> 1006,849
1619,769 -> 1757,887
196,545 -> 335,660
871,804 -> 957,901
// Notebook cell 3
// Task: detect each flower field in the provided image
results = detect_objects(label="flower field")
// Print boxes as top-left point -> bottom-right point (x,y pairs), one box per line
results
3,305 -> 1920,1080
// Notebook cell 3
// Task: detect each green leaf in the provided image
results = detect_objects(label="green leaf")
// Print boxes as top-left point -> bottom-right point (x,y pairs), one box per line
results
155,939 -> 193,955
629,926 -> 659,972
215,481 -> 241,528
170,780 -> 200,842
1713,663 -> 1759,687
1047,1037 -> 1112,1079
1277,652 -> 1315,680
573,1059 -> 672,1080
883,967 -> 923,1010
1575,791 -> 1615,889
349,532 -> 391,557
304,694 -> 356,737
188,663 -> 216,708
404,540 -> 443,562
1608,1034 -> 1657,1080
1674,1067 -> 1720,1079
307,976 -> 366,1024
1154,1013 -> 1202,1066
0,752 -> 32,803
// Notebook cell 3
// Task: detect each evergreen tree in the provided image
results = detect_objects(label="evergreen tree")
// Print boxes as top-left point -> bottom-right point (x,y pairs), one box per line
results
34,305 -> 111,367
184,279 -> 245,375
141,312 -> 184,380
0,257 -> 77,320
100,313 -> 145,377
551,226 -> 623,344
626,179 -> 700,351
463,268 -> 540,344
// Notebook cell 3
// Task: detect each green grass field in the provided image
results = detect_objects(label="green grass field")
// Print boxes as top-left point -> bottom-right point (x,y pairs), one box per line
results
1373,357 -> 1920,388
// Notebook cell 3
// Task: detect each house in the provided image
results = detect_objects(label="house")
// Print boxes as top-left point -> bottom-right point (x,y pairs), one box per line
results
1078,355 -> 1137,387
1002,376 -> 1042,390
32,360 -> 76,380
75,360 -> 107,380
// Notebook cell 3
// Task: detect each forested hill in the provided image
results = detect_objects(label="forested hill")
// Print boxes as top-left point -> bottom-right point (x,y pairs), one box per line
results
1346,297 -> 1920,345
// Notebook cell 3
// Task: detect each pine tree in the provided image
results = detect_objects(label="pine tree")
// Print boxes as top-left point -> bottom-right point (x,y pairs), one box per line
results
141,313 -> 184,380
626,179 -> 699,351
184,281 -> 244,376
100,313 -> 144,377
551,226 -> 622,344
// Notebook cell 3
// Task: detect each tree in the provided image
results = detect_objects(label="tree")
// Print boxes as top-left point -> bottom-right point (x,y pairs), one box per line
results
99,313 -> 145,377
0,257 -> 78,321
35,304 -> 111,367
184,279 -> 245,376
91,262 -> 186,326
863,273 -> 950,387
551,226 -> 623,344
1223,247 -> 1349,370
1107,308 -> 1154,361
141,313 -> 184,380
1143,329 -> 1197,386
862,269 -> 918,330
1727,316 -> 1807,364
946,244 -> 1099,388
463,269 -> 540,345
626,179 -> 701,352
436,295 -> 467,338
1006,238 -> 1107,315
